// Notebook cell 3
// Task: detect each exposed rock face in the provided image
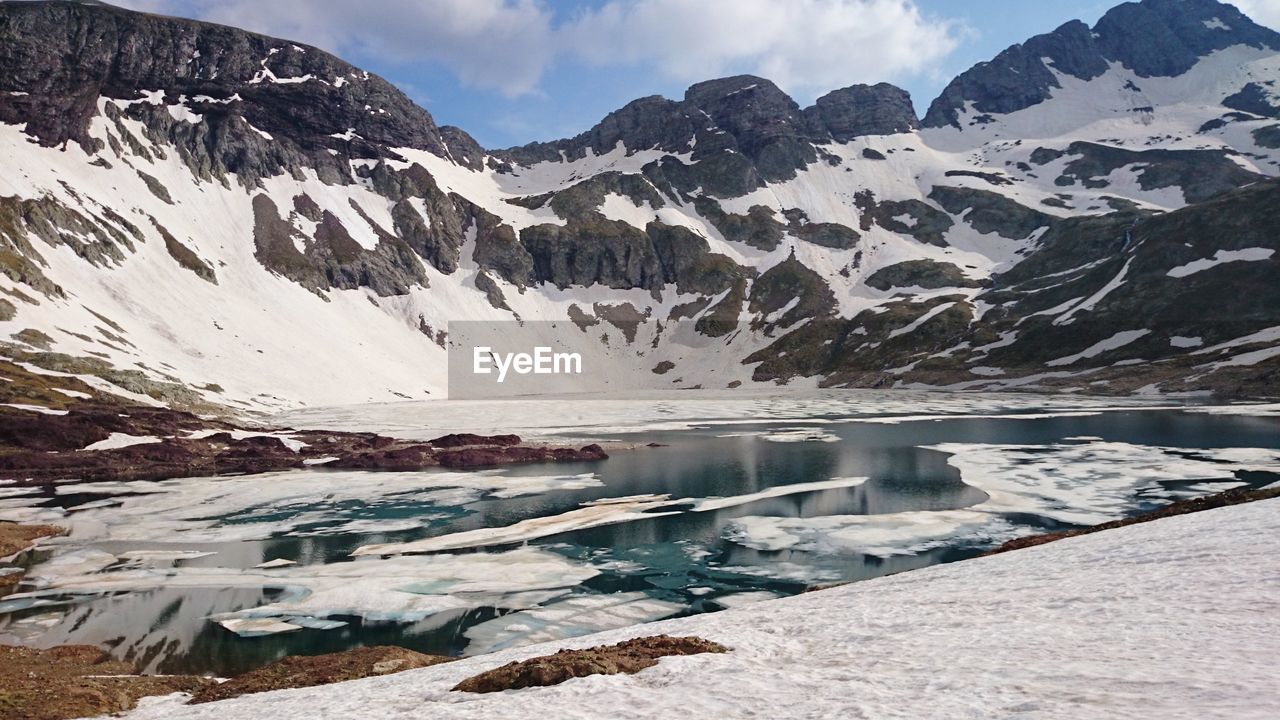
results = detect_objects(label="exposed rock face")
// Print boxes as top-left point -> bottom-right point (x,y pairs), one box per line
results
250,194 -> 429,297
749,253 -> 837,328
923,0 -> 1280,127
501,75 -> 919,189
806,83 -> 919,140
452,635 -> 729,694
1053,142 -> 1263,203
928,186 -> 1055,240
865,260 -> 983,291
0,0 -> 450,161
189,646 -> 453,705
648,222 -> 751,296
522,220 -> 663,292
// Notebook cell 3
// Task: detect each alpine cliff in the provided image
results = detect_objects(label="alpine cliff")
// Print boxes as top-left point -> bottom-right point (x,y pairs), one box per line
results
1,0 -> 1278,414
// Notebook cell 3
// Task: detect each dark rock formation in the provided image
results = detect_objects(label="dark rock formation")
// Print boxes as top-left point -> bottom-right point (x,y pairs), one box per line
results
0,0 -> 448,164
648,222 -> 751,296
854,190 -> 954,247
452,635 -> 728,694
1223,83 -> 1280,118
251,194 -> 428,297
427,433 -> 522,448
1053,141 -> 1262,203
749,254 -> 837,328
521,219 -> 662,292
695,197 -> 786,250
928,186 -> 1054,239
500,76 -> 920,195
805,83 -> 919,140
865,259 -> 983,291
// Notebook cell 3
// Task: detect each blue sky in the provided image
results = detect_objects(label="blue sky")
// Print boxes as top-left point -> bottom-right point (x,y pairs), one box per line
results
115,0 -> 1279,149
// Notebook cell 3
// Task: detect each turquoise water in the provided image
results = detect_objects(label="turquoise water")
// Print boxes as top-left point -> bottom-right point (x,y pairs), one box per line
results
1,406 -> 1276,676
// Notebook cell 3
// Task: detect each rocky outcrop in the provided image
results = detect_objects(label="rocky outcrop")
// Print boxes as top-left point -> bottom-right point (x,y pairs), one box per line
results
521,219 -> 662,293
189,646 -> 453,705
501,76 -> 920,195
853,191 -> 954,247
0,644 -> 213,720
924,0 -> 1280,127
1053,142 -> 1263,203
0,522 -> 62,559
695,197 -> 786,250
749,254 -> 837,328
928,186 -> 1054,240
0,0 -> 448,164
453,636 -> 728,693
251,194 -> 429,297
805,83 -> 919,140
865,259 -> 983,291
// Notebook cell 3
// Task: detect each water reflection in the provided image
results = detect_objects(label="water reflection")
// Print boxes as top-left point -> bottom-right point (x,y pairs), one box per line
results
1,408 -> 1276,676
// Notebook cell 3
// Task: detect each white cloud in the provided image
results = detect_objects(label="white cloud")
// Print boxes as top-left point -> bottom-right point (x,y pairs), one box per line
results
113,0 -> 960,102
560,0 -> 962,102
1232,0 -> 1280,30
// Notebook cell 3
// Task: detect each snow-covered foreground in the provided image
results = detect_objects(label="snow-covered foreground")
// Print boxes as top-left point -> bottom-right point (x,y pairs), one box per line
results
123,498 -> 1280,720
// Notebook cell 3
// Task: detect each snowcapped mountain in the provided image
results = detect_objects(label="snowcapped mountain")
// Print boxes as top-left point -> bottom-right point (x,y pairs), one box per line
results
0,0 -> 1277,413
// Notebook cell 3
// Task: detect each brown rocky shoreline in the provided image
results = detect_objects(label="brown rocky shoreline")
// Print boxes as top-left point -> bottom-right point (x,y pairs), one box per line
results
0,411 -> 609,485
1,354 -> 610,487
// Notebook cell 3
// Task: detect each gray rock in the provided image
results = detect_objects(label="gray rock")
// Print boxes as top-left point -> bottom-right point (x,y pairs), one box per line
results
923,0 -> 1280,128
805,84 -> 919,141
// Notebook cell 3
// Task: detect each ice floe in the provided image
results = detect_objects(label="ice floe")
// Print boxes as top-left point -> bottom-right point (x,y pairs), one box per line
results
12,548 -> 601,630
717,428 -> 841,443
935,441 -> 1280,525
353,495 -> 681,556
462,592 -> 684,655
218,618 -> 302,637
274,388 -> 1178,442
354,478 -> 871,556
0,468 -> 605,544
726,510 -> 1015,556
724,441 -> 1280,556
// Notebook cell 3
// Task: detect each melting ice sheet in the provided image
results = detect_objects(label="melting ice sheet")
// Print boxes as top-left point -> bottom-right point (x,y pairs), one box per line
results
7,547 -> 599,629
273,388 -> 1201,442
725,441 -> 1280,556
353,477 -> 869,556
0,468 -> 603,543
462,593 -> 684,655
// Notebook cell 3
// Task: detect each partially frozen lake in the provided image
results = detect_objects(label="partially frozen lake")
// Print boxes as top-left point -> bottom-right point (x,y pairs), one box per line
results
1,391 -> 1277,676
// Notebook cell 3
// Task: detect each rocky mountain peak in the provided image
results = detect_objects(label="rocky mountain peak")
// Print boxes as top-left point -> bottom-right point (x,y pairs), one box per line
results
500,75 -> 920,189
923,0 -> 1280,128
806,83 -> 919,141
0,0 -> 453,163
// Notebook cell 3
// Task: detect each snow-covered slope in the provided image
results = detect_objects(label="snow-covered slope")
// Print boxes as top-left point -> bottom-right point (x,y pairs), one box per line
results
1,0 -> 1278,412
118,497 -> 1280,720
